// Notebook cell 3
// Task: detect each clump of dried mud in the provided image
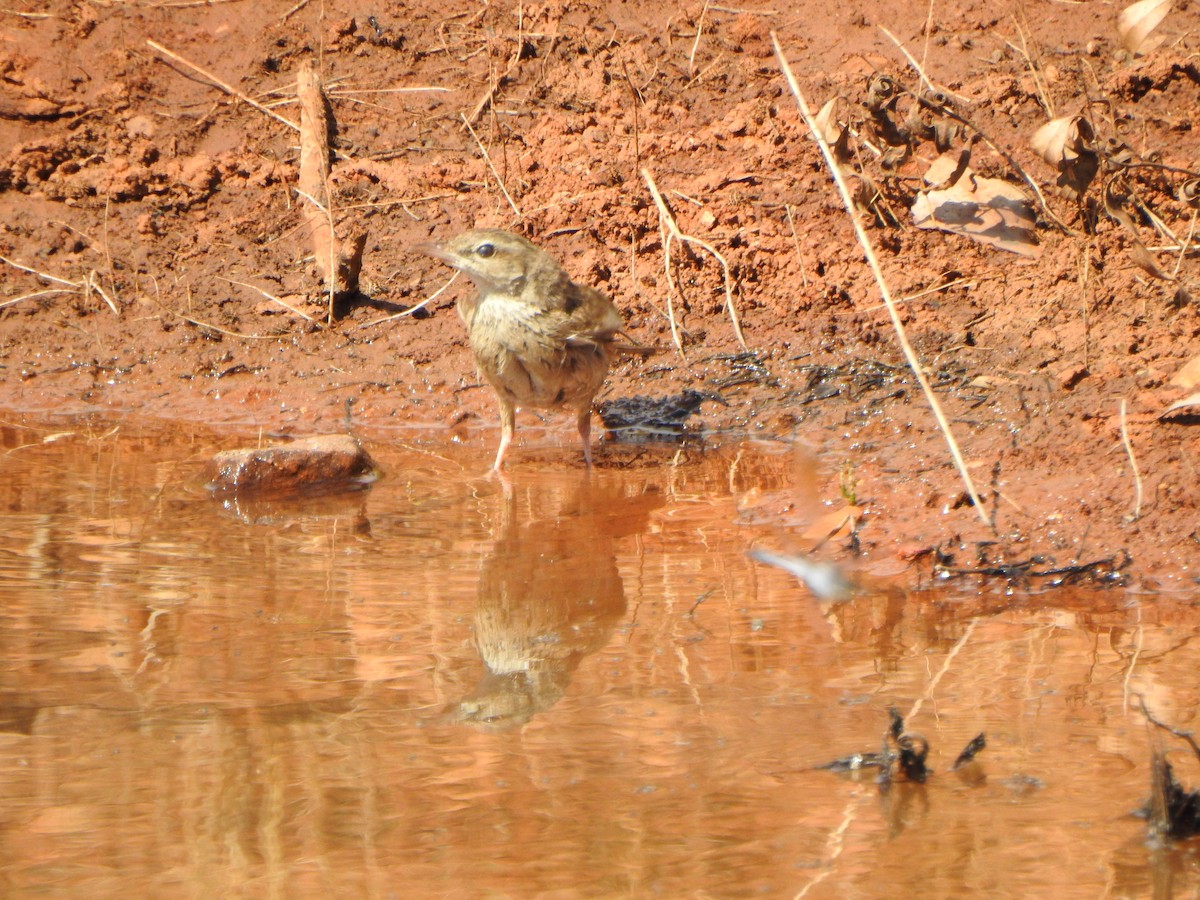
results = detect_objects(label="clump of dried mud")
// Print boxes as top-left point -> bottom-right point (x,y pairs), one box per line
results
1,1 -> 1197,585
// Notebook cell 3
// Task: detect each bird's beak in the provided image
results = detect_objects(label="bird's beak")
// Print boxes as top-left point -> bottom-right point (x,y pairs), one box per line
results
415,241 -> 456,266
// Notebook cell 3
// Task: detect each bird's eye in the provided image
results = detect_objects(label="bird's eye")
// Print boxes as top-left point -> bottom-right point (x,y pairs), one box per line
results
476,243 -> 495,258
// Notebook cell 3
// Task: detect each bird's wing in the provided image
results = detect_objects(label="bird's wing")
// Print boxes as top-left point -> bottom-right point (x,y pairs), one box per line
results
553,279 -> 624,344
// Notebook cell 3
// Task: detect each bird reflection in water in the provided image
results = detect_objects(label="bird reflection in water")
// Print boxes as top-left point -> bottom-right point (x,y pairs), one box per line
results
456,477 -> 663,729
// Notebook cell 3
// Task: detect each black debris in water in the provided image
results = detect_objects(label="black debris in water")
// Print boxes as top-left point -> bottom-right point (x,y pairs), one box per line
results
1140,698 -> 1200,840
598,389 -> 725,442
815,708 -> 984,789
952,733 -> 987,770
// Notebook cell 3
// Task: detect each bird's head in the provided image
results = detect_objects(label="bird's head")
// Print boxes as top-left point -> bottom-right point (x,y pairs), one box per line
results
418,228 -> 552,296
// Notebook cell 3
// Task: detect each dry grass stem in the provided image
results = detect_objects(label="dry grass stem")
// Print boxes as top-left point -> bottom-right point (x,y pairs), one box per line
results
688,0 -> 711,77
279,0 -> 313,23
783,203 -> 810,288
0,256 -> 118,316
177,314 -> 278,340
773,32 -> 991,526
0,289 -> 71,310
1,255 -> 78,288
920,0 -> 936,84
223,278 -> 317,323
1008,14 -> 1054,116
148,0 -> 249,7
330,86 -> 452,95
879,25 -> 965,100
1119,399 -> 1143,521
642,167 -> 746,352
360,271 -> 461,328
1171,209 -> 1197,280
461,114 -> 522,219
146,39 -> 300,133
711,5 -> 777,13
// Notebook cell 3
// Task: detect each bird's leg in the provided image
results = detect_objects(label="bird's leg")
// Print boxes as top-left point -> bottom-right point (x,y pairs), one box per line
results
493,398 -> 516,472
576,407 -> 593,467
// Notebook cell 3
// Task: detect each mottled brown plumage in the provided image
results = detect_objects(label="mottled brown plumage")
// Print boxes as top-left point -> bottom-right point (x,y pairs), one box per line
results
420,228 -> 645,470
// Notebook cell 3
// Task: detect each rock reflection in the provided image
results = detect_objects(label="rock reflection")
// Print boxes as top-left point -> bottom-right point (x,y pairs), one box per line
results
457,477 -> 663,728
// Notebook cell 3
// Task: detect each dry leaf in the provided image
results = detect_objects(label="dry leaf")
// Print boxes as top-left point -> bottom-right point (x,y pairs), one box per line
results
1117,0 -> 1172,55
1169,355 -> 1200,390
865,73 -> 900,113
912,154 -> 1040,257
1177,178 -> 1200,209
1030,116 -> 1098,198
923,148 -> 972,189
814,97 -> 842,146
1031,116 -> 1095,164
1159,391 -> 1200,420
814,96 -> 854,166
801,504 -> 863,547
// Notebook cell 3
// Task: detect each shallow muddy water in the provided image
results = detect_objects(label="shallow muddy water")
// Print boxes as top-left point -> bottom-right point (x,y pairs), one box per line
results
0,415 -> 1198,898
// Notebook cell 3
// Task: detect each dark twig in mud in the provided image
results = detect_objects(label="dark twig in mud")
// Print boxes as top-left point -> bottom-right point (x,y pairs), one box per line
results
704,351 -> 777,389
599,390 -> 725,443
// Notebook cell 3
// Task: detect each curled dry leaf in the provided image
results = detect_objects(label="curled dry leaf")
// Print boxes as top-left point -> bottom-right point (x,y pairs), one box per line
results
865,73 -> 901,113
814,97 -> 842,145
912,153 -> 1040,257
1117,0 -> 1172,56
879,142 -> 911,171
1177,178 -> 1200,208
1159,391 -> 1200,420
1031,116 -> 1095,165
814,96 -> 854,165
904,90 -> 960,153
1030,115 -> 1098,199
1104,177 -> 1139,232
1101,137 -> 1136,169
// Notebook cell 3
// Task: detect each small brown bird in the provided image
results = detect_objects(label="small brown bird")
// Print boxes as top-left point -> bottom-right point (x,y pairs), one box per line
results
420,228 -> 647,471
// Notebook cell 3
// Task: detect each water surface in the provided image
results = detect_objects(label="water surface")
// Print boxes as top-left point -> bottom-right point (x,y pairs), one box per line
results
0,417 -> 1196,898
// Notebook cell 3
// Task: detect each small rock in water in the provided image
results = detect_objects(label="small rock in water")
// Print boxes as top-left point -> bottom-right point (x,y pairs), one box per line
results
205,434 -> 379,496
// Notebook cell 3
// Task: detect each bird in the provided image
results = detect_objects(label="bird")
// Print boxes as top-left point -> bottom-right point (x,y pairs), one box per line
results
419,228 -> 649,471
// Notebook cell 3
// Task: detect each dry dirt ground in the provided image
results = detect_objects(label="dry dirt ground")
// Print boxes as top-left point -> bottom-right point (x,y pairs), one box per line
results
1,1 -> 1198,587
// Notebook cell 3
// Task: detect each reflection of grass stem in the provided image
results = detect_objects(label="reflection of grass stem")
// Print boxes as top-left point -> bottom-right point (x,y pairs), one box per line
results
907,618 -> 979,724
773,34 -> 991,526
